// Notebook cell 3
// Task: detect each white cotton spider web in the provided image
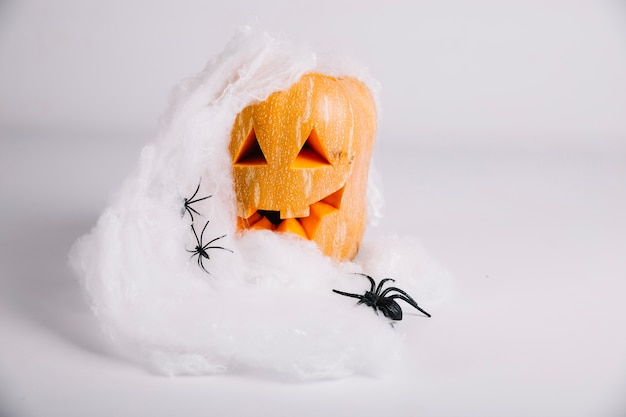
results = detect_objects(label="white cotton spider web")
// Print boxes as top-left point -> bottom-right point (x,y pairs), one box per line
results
70,27 -> 451,380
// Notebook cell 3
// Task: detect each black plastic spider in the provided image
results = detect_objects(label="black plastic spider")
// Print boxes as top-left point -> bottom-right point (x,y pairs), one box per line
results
187,220 -> 232,274
332,273 -> 431,321
181,180 -> 212,222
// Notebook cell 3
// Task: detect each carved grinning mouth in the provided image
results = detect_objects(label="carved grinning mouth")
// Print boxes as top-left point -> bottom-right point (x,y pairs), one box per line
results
238,186 -> 345,240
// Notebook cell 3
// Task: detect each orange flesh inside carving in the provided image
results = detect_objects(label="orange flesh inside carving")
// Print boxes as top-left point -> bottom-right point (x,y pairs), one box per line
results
237,186 -> 344,240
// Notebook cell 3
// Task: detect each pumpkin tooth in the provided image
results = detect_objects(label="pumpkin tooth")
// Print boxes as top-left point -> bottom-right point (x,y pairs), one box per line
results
276,218 -> 308,239
299,201 -> 338,240
320,185 -> 345,209
242,211 -> 264,227
281,206 -> 310,219
250,216 -> 276,231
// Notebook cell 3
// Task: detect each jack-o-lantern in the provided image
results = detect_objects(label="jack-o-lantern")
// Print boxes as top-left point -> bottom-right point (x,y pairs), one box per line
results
229,73 -> 377,260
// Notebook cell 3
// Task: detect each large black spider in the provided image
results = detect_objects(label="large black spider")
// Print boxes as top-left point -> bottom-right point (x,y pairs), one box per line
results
187,220 -> 232,274
181,180 -> 212,222
332,273 -> 431,321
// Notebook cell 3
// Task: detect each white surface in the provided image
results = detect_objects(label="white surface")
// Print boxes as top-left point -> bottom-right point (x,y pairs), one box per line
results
1,132 -> 625,416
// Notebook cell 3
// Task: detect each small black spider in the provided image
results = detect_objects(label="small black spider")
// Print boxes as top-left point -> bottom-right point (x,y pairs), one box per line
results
187,220 -> 232,274
333,273 -> 431,321
181,180 -> 212,222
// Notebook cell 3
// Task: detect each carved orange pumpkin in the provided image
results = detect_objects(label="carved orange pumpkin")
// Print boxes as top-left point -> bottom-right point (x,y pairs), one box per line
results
229,73 -> 377,260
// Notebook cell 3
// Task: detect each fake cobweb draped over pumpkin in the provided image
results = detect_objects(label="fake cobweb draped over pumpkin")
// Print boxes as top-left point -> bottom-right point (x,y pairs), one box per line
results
70,28 -> 450,379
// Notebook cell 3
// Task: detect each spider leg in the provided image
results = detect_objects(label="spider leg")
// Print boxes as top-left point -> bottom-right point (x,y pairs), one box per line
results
185,203 -> 203,221
182,181 -> 211,220
375,278 -> 395,296
199,220 -> 210,244
197,255 -> 210,274
380,285 -> 413,299
190,224 -> 201,246
387,293 -> 431,317
204,234 -> 226,246
184,206 -> 195,222
205,245 -> 234,253
187,205 -> 202,217
189,181 -> 201,201
188,194 -> 211,205
332,289 -> 365,300
355,273 -> 376,293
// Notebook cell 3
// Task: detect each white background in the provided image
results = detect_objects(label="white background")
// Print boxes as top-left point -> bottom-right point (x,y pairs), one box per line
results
1,0 -> 626,146
1,1 -> 626,416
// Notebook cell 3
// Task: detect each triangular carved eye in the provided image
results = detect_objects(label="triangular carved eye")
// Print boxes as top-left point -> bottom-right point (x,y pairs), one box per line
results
234,128 -> 267,165
291,129 -> 331,168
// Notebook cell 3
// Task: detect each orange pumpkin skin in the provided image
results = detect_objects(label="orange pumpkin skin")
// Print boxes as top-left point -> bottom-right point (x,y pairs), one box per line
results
229,73 -> 377,261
